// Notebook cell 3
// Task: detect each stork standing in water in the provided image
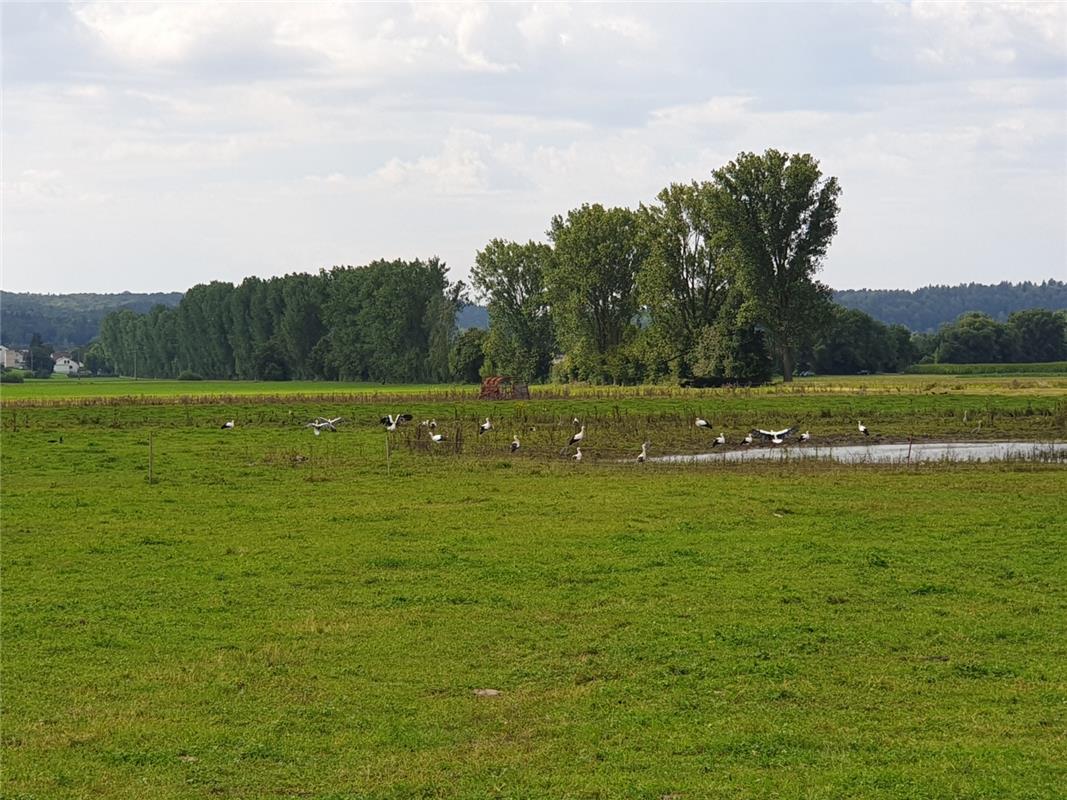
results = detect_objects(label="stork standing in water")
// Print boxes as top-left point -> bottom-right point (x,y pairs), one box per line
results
479,417 -> 493,435
221,420 -> 235,430
695,417 -> 711,430
858,421 -> 870,436
712,432 -> 726,447
562,424 -> 585,454
636,442 -> 648,463
380,413 -> 412,432
572,447 -> 583,462
511,436 -> 520,453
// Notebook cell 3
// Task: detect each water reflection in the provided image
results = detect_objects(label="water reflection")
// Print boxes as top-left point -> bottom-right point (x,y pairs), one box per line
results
651,441 -> 1067,464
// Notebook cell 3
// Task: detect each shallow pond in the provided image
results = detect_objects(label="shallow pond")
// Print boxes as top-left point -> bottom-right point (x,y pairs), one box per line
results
651,441 -> 1067,464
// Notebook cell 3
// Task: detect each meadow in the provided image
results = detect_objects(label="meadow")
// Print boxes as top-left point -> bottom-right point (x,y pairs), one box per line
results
2,375 -> 1065,798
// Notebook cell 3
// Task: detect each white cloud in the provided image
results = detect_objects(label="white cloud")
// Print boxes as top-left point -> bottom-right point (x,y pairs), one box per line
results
2,2 -> 1064,292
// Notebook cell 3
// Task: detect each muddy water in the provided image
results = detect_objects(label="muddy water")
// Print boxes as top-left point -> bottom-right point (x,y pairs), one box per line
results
651,441 -> 1067,464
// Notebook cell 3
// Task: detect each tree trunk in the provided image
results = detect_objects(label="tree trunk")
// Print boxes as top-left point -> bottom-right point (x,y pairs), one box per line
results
781,346 -> 794,383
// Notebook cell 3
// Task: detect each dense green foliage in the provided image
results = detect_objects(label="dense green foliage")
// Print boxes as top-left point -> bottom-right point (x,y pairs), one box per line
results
3,379 -> 1065,797
471,240 -> 555,382
547,204 -> 647,383
0,291 -> 183,347
713,150 -> 840,381
809,307 -> 915,375
835,280 -> 1067,333
933,310 -> 1066,364
28,147 -> 1063,386
96,260 -> 465,382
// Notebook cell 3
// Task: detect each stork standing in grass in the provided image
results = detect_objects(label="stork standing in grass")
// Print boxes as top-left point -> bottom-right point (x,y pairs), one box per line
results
511,436 -> 520,453
800,431 -> 811,442
562,424 -> 585,454
742,433 -> 754,446
695,417 -> 711,430
637,442 -> 648,463
479,417 -> 492,435
430,432 -> 445,444
858,421 -> 870,436
572,447 -> 582,462
712,432 -> 726,447
221,420 -> 235,430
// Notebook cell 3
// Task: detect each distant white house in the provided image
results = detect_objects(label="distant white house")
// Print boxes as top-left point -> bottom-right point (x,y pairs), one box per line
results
0,345 -> 26,369
53,355 -> 83,375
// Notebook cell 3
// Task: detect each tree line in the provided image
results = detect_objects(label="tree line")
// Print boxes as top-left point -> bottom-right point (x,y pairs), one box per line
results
96,259 -> 463,382
83,148 -> 1066,383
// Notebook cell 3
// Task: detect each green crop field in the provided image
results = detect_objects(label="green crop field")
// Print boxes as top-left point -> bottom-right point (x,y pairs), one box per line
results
904,362 -> 1067,377
2,377 -> 1065,799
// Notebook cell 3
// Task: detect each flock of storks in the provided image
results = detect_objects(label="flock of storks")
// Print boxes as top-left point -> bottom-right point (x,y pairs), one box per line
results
219,413 -> 874,463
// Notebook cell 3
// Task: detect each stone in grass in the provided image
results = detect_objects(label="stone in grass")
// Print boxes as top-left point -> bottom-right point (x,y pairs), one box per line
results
473,688 -> 502,697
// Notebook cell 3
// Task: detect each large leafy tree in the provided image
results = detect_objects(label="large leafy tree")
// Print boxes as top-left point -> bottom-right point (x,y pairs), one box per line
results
27,333 -> 55,378
638,181 -> 732,377
325,258 -> 456,382
936,312 -> 1019,363
471,239 -> 555,382
713,149 -> 840,381
546,204 -> 645,382
1007,308 -> 1066,362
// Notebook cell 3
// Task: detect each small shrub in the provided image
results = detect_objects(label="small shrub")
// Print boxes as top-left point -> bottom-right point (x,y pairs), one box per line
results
0,371 -> 25,383
177,371 -> 204,381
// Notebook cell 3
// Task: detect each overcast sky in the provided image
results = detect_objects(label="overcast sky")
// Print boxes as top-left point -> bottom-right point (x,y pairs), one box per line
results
2,1 -> 1065,295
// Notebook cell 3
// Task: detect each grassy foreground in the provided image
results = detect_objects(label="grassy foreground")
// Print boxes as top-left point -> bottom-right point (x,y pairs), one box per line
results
2,382 -> 1066,798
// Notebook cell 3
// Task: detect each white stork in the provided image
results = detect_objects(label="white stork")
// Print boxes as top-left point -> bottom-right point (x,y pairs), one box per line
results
565,424 -> 585,450
752,426 -> 797,442
742,433 -> 754,446
380,413 -> 413,432
800,431 -> 811,442
479,417 -> 492,435
511,436 -> 520,453
429,419 -> 438,430
430,432 -> 445,444
695,417 -> 711,430
306,420 -> 334,435
220,420 -> 235,429
572,447 -> 582,462
712,432 -> 726,447
637,442 -> 648,463
858,421 -> 869,436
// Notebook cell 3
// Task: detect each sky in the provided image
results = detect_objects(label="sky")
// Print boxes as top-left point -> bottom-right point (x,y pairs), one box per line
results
2,1 -> 1065,295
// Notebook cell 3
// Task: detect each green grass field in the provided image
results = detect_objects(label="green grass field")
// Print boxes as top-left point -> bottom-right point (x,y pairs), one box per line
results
3,377 -> 1065,798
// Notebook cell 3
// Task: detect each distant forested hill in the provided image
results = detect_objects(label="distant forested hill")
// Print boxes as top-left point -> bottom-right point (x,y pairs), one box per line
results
457,304 -> 488,330
0,291 -> 184,347
834,280 -> 1066,333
